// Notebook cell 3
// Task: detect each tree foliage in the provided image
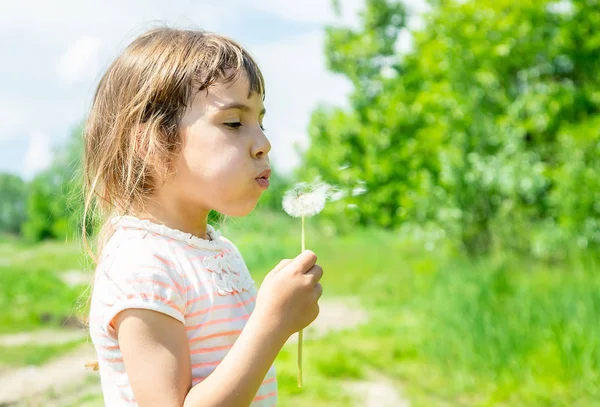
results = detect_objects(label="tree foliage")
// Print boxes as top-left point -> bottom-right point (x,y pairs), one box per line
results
21,125 -> 85,242
0,173 -> 27,235
303,0 -> 600,256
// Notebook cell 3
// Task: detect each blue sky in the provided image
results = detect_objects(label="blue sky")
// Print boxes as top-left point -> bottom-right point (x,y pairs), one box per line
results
0,0 -> 425,180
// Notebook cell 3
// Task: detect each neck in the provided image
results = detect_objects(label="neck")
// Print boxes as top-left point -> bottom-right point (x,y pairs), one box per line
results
137,190 -> 211,240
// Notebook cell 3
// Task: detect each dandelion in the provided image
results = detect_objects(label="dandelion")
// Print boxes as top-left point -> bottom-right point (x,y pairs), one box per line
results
283,180 -> 331,218
282,177 -> 367,386
282,178 -> 333,387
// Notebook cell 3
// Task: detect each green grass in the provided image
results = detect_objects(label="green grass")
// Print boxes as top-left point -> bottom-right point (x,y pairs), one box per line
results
0,236 -> 90,370
0,237 -> 89,273
274,341 -> 358,407
66,393 -> 105,407
0,264 -> 88,333
1,211 -> 599,405
0,339 -> 87,369
0,235 -> 90,334
224,211 -> 600,406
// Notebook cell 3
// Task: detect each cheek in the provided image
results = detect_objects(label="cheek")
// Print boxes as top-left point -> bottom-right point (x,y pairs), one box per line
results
180,139 -> 246,183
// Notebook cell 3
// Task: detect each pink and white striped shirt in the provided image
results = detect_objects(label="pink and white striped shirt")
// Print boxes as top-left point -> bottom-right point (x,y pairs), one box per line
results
89,215 -> 277,406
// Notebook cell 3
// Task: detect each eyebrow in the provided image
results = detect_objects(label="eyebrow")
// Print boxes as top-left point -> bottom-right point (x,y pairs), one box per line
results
218,102 -> 266,115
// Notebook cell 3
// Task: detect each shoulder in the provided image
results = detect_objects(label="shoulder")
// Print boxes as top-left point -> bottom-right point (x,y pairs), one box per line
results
91,228 -> 188,328
98,227 -> 182,280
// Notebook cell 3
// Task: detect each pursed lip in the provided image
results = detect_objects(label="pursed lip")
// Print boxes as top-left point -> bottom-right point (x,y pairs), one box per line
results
256,168 -> 271,180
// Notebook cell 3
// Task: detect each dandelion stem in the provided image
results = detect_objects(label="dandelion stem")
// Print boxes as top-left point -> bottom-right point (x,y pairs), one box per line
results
298,215 -> 305,387
301,215 -> 305,252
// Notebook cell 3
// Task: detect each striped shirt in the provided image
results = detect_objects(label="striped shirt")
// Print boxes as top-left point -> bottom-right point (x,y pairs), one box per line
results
89,215 -> 277,406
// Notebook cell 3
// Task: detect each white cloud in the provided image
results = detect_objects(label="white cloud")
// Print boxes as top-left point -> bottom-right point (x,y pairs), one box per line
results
251,31 -> 353,173
0,102 -> 27,141
0,0 -> 225,34
1,0 -> 358,176
248,0 -> 364,28
22,131 -> 53,179
56,36 -> 103,84
0,1 -> 227,142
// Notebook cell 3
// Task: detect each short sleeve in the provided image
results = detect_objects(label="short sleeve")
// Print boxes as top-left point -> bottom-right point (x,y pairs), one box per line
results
96,240 -> 186,336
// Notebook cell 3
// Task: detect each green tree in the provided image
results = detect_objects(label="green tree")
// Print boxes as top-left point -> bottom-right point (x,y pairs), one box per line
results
304,0 -> 600,256
22,125 -> 86,242
0,173 -> 28,235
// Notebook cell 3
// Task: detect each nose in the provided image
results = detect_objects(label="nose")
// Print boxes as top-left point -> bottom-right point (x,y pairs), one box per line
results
252,128 -> 271,160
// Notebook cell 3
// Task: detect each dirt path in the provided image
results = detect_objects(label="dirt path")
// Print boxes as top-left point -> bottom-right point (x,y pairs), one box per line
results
285,297 -> 409,407
343,369 -> 410,407
285,296 -> 369,344
0,344 -> 96,406
0,297 -> 409,407
0,329 -> 87,347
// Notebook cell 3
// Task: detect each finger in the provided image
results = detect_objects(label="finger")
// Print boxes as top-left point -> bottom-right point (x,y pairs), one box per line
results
314,283 -> 323,300
272,259 -> 292,274
305,265 -> 323,285
292,250 -> 317,274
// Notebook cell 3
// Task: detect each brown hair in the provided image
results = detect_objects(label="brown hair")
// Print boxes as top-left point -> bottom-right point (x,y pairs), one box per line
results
81,26 -> 265,370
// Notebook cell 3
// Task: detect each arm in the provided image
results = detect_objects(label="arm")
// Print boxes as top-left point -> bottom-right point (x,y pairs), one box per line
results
115,251 -> 322,407
184,313 -> 287,407
115,308 -> 288,407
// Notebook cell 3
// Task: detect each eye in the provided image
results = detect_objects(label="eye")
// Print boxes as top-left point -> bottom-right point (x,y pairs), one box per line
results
224,122 -> 242,129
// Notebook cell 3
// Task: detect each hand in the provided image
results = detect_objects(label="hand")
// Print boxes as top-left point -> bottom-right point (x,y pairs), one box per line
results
254,250 -> 323,338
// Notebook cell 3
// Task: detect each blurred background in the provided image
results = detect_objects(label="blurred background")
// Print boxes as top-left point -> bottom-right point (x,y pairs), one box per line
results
0,0 -> 599,405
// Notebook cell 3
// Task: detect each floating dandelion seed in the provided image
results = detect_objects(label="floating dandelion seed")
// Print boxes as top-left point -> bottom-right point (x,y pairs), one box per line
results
352,180 -> 368,196
329,189 -> 347,202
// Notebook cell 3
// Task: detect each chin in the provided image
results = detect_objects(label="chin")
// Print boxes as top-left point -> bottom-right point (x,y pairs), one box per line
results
219,201 -> 259,217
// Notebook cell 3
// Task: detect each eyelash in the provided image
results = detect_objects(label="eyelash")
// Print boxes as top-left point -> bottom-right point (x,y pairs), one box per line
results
225,122 -> 266,131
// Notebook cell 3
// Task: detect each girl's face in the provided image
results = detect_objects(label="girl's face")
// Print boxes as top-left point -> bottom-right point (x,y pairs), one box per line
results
164,74 -> 271,218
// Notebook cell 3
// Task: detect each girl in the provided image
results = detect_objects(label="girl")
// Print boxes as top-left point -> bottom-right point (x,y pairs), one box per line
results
84,27 -> 323,407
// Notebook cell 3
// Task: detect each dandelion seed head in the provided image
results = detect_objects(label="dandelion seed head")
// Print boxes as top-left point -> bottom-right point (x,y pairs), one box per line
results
282,179 -> 331,218
282,177 -> 367,217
